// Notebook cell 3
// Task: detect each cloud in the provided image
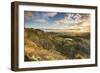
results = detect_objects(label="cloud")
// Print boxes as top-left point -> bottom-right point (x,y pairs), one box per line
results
32,19 -> 47,24
55,13 -> 89,26
46,12 -> 57,17
24,11 -> 32,17
49,13 -> 90,30
24,11 -> 48,24
24,11 -> 90,32
24,11 -> 32,19
49,24 -> 69,29
31,12 -> 57,24
24,11 -> 58,24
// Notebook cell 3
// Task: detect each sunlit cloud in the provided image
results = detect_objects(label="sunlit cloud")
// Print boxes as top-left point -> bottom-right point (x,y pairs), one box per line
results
55,13 -> 85,26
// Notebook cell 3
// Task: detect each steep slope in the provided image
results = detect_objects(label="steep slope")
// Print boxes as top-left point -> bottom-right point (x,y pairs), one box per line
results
24,28 -> 67,61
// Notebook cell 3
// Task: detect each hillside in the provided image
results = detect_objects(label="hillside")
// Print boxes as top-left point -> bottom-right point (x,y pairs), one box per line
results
24,28 -> 90,61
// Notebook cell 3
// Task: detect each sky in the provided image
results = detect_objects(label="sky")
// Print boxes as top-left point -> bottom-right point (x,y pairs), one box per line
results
24,11 -> 90,32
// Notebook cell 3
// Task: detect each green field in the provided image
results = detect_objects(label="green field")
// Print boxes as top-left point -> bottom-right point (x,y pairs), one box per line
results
24,28 -> 90,61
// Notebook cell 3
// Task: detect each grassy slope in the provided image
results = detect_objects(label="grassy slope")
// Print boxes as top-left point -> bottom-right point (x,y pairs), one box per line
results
24,28 -> 90,61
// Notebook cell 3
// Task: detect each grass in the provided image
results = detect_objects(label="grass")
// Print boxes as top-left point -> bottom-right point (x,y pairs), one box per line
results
24,28 -> 90,61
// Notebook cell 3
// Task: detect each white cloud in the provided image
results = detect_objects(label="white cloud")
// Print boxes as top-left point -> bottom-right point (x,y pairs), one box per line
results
32,19 -> 47,23
54,14 -> 85,26
46,12 -> 57,17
